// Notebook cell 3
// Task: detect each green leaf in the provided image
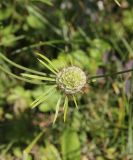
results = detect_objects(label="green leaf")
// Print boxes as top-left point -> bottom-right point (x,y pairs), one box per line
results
38,59 -> 57,75
1,34 -> 16,47
73,95 -> 78,109
63,96 -> 68,122
31,0 -> 53,6
0,65 -> 43,85
37,87 -> 61,112
122,10 -> 133,32
71,50 -> 89,69
7,86 -> 32,113
114,0 -> 121,6
27,14 -> 44,29
51,53 -> 68,70
41,143 -> 61,160
37,52 -> 59,72
31,85 -> 56,108
0,52 -> 46,76
23,130 -> 44,160
53,96 -> 62,124
89,39 -> 111,60
61,129 -> 81,160
0,7 -> 13,20
21,73 -> 55,81
27,6 -> 46,29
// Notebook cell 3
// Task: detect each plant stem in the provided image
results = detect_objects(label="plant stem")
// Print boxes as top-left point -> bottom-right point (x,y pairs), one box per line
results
89,68 -> 133,80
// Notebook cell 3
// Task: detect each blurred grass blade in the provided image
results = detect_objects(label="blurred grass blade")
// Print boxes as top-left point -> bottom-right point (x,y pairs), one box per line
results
31,0 -> 53,6
121,38 -> 133,55
127,72 -> 133,156
0,52 -> 46,76
73,95 -> 78,109
63,96 -> 68,122
109,38 -> 123,59
23,130 -> 44,160
38,59 -> 57,74
31,85 -> 57,108
114,0 -> 121,6
0,65 -> 43,85
12,40 -> 65,55
53,96 -> 62,124
78,27 -> 91,43
37,52 -> 59,72
27,5 -> 61,35
2,141 -> 15,156
21,73 -> 55,81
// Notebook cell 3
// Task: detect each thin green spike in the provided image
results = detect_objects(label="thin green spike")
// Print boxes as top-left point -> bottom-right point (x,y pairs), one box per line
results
23,130 -> 44,160
73,95 -> 78,109
21,73 -> 55,81
63,96 -> 68,122
53,96 -> 62,124
0,53 -> 46,76
0,65 -> 43,85
36,52 -> 59,72
38,59 -> 57,75
31,86 -> 57,108
31,85 -> 56,106
32,93 -> 52,109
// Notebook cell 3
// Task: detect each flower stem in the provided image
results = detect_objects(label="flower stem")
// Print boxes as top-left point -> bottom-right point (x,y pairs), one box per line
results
89,68 -> 133,80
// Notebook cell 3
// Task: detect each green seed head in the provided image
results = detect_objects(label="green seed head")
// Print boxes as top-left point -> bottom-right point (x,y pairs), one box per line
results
56,66 -> 86,94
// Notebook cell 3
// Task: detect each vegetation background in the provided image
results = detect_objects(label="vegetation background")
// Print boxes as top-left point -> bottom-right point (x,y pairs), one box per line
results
0,0 -> 133,159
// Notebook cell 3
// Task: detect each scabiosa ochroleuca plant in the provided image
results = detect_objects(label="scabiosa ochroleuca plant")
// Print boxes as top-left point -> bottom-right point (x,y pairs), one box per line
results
0,52 -> 88,123
1,52 -> 133,123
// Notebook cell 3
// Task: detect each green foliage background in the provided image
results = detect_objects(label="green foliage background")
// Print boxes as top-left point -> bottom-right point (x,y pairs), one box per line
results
0,0 -> 133,159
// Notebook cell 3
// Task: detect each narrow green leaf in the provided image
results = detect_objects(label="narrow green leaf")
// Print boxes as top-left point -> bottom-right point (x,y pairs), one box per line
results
63,96 -> 68,122
1,141 -> 14,156
53,96 -> 62,124
37,52 -> 59,72
0,65 -> 43,85
73,95 -> 78,109
0,52 -> 46,76
31,86 -> 57,108
31,0 -> 53,6
21,73 -> 55,81
121,38 -> 133,54
23,130 -> 44,160
31,85 -> 56,106
38,59 -> 57,75
114,0 -> 121,6
11,40 -> 65,55
32,90 -> 55,109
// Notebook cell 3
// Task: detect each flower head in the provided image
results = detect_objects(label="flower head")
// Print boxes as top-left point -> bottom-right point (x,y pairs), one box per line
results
0,52 -> 88,123
56,66 -> 86,94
